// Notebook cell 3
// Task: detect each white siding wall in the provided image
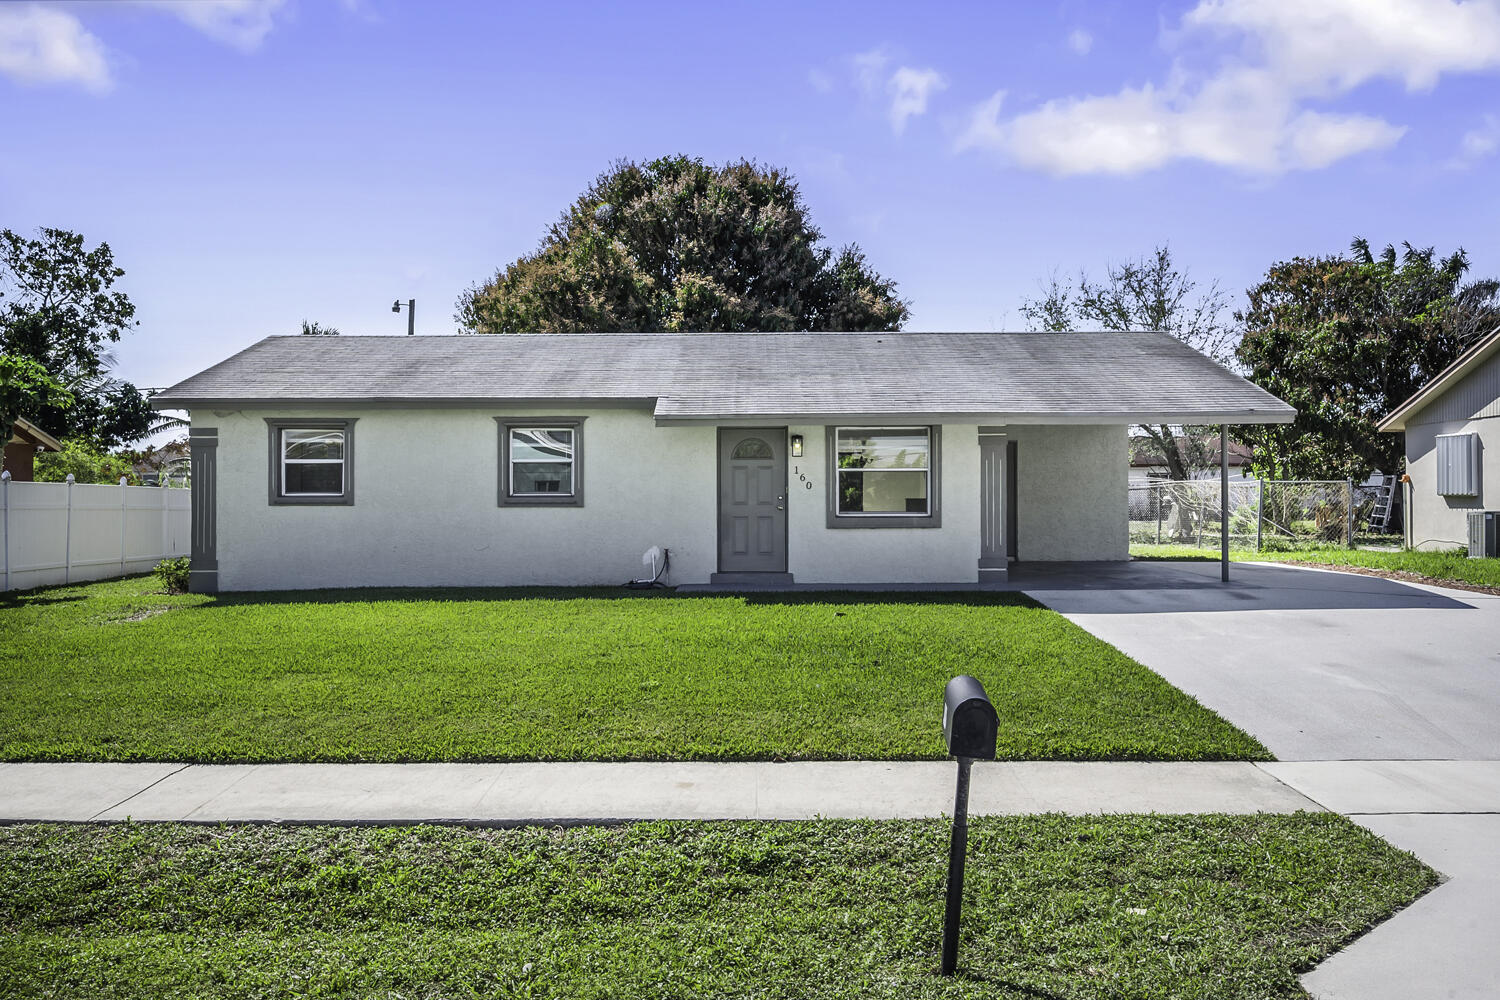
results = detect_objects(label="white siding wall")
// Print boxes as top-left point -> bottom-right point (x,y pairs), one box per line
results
1403,349 -> 1500,551
1013,424 -> 1129,561
201,409 -> 1131,590
1405,417 -> 1498,550
208,407 -> 718,590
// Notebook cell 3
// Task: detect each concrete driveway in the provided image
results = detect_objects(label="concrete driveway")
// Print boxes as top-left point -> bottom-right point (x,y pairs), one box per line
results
1013,559 -> 1500,760
1014,559 -> 1500,1000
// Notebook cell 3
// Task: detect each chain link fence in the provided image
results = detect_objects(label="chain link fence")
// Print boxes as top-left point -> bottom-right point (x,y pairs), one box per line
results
1128,479 -> 1396,551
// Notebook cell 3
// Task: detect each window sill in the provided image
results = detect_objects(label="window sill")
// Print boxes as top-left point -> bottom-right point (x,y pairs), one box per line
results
825,513 -> 941,529
499,495 -> 584,508
270,494 -> 354,506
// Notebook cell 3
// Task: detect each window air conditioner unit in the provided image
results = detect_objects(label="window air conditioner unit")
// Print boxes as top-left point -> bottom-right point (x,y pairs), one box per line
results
1469,511 -> 1499,559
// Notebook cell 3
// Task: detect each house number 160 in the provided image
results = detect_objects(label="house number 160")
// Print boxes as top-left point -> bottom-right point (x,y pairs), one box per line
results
793,466 -> 814,489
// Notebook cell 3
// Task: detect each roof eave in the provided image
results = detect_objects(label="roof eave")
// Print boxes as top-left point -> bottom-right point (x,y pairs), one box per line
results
1376,325 -> 1500,433
653,409 -> 1298,427
151,395 -> 661,411
9,416 -> 63,451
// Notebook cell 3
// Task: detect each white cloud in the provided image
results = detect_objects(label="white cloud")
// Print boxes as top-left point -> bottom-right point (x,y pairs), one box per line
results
137,0 -> 289,52
847,47 -> 945,134
1182,0 -> 1500,92
1067,29 -> 1093,55
887,66 -> 946,133
958,0 -> 1500,175
851,46 -> 890,96
0,3 -> 111,93
1451,112 -> 1500,166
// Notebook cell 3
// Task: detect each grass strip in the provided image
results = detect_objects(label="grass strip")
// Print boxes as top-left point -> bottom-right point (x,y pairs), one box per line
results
1130,544 -> 1500,591
0,815 -> 1436,999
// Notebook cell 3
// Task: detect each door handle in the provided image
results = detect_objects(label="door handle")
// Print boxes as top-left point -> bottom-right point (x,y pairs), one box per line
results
776,495 -> 785,510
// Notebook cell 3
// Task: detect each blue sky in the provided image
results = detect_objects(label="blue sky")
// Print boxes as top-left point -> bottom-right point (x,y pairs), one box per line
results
3,0 -> 1499,396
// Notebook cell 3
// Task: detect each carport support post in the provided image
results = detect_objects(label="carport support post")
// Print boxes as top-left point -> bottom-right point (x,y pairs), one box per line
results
1221,424 -> 1230,583
940,755 -> 973,976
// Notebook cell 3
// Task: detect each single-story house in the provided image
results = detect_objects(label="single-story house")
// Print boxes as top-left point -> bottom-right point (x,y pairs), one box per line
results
151,331 -> 1295,592
2,417 -> 63,482
1378,325 -> 1500,551
1128,433 -> 1253,483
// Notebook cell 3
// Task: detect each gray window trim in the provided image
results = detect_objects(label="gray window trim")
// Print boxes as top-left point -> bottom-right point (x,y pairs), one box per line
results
496,416 -> 586,507
825,424 -> 942,529
266,418 -> 356,506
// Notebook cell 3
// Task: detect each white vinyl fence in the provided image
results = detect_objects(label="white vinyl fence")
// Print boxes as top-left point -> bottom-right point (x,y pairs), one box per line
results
1,473 -> 191,592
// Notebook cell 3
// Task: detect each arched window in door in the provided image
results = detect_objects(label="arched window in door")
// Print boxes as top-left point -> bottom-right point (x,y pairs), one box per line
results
731,437 -> 774,460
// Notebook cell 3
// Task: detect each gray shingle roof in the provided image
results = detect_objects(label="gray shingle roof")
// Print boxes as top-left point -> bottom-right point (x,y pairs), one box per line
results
152,332 -> 1295,424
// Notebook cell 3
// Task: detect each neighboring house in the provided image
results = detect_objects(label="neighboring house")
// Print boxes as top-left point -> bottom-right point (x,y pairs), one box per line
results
128,438 -> 192,485
1128,434 -> 1253,483
2,417 -> 63,482
151,332 -> 1295,592
1378,325 -> 1500,551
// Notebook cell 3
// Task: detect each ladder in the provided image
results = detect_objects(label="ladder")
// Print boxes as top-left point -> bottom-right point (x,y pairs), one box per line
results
1369,474 -> 1400,534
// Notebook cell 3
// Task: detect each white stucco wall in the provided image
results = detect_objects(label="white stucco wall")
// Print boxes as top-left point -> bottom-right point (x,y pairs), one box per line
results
203,407 -> 719,590
1012,424 -> 1129,561
1404,417 -> 1498,550
195,409 -> 1130,589
786,423 -> 980,584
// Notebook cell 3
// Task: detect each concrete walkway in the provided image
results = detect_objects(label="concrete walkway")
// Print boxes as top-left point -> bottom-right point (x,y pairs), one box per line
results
2,760 -> 1323,824
3,759 -> 1496,824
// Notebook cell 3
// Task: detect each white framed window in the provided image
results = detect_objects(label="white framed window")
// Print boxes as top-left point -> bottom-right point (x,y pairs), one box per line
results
828,426 -> 941,528
265,419 -> 355,505
497,417 -> 585,506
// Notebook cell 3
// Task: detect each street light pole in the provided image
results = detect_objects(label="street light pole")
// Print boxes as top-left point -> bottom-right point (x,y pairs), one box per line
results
392,298 -> 415,336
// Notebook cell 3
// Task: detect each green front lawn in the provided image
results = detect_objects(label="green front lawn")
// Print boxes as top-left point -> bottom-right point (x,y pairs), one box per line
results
0,576 -> 1266,763
1131,544 -> 1500,590
0,816 -> 1435,999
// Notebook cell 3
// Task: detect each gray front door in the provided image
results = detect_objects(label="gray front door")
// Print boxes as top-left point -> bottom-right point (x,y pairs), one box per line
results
718,428 -> 788,573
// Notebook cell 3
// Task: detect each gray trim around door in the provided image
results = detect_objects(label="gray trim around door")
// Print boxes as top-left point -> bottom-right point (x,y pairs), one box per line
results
717,427 -> 789,574
188,427 -> 218,594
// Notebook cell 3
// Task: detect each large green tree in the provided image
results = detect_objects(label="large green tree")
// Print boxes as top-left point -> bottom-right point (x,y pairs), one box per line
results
1236,240 -> 1499,481
458,156 -> 909,333
1020,246 -> 1236,480
0,227 -> 151,447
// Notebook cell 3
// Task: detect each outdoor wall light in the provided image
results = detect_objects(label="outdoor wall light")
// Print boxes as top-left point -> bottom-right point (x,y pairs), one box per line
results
790,434 -> 804,457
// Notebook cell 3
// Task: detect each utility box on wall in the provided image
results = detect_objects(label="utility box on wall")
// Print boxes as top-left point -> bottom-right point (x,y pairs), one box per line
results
1436,433 -> 1481,497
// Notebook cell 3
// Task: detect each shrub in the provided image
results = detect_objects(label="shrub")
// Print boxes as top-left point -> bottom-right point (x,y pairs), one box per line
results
153,557 -> 190,594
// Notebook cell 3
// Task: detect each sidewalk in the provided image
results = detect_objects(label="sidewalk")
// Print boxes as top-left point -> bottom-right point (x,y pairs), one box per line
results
2,760 -> 1322,824
3,758 -> 1496,824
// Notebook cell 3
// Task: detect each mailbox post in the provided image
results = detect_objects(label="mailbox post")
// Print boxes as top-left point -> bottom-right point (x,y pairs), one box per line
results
940,675 -> 999,976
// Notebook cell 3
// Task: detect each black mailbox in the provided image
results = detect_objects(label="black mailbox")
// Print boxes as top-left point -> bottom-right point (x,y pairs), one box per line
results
942,675 -> 998,760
